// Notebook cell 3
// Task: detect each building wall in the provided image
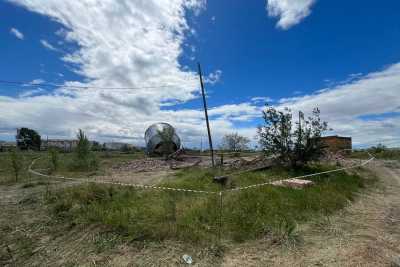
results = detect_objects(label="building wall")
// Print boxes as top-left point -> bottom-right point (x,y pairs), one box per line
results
321,136 -> 352,152
42,140 -> 78,152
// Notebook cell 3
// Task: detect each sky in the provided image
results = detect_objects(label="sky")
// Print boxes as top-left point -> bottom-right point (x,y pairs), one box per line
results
0,0 -> 399,148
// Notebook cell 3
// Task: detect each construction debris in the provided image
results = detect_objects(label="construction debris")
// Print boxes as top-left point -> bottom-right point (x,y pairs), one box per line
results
271,178 -> 314,189
112,156 -> 202,172
222,156 -> 273,172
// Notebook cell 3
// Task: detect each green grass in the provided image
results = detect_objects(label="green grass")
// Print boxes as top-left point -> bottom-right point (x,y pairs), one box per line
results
0,151 -> 46,184
44,164 -> 376,244
0,150 -> 145,184
350,149 -> 400,160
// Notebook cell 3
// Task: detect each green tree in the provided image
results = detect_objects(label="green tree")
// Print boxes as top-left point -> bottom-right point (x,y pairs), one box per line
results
71,129 -> 98,171
258,105 -> 329,168
10,149 -> 23,182
16,128 -> 41,150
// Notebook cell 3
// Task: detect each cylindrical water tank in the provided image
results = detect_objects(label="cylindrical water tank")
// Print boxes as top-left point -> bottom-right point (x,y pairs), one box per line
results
144,123 -> 181,155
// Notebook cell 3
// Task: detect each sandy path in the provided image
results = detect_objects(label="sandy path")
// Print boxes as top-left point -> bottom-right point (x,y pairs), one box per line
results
222,160 -> 400,266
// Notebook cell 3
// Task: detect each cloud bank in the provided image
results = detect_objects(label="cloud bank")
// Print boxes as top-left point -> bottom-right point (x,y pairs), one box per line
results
1,0 -> 399,149
2,0 -> 254,147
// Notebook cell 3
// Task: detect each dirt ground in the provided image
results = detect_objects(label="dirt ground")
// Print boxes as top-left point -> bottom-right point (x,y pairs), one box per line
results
1,160 -> 400,266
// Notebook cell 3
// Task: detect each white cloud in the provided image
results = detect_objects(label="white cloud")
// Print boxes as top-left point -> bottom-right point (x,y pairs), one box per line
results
204,69 -> 222,85
251,96 -> 273,103
2,1 -> 399,148
1,0 -> 257,147
10,27 -> 24,39
266,0 -> 316,30
40,39 -> 59,51
19,88 -> 45,98
26,79 -> 45,85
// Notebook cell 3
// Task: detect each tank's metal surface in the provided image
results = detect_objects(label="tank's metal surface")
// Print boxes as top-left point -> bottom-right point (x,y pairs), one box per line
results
144,123 -> 181,155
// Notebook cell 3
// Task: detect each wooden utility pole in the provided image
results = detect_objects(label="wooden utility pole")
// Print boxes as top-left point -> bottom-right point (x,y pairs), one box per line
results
198,63 -> 215,167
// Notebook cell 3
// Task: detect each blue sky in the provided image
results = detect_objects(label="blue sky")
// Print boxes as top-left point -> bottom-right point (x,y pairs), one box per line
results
1,0 -> 400,147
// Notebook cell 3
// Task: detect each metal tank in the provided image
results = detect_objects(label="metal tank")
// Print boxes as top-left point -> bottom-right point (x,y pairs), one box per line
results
144,123 -> 181,155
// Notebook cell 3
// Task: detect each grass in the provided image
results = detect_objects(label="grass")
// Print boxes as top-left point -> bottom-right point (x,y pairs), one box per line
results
350,148 -> 400,160
0,150 -> 146,184
0,151 -> 45,184
44,163 -> 376,244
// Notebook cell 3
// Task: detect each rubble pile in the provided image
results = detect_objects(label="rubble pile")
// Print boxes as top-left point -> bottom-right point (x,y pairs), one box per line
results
112,156 -> 202,172
223,156 -> 273,172
112,158 -> 171,172
321,151 -> 347,162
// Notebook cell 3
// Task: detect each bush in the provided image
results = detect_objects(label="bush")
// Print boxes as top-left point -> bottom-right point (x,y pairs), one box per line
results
258,105 -> 329,168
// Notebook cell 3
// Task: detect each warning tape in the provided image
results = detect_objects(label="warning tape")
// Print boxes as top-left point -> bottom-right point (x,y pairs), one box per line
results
225,153 -> 375,192
28,158 -> 217,194
28,152 -> 375,194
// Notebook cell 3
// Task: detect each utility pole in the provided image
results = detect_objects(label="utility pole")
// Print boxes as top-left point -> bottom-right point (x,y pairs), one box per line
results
299,111 -> 302,140
198,62 -> 215,167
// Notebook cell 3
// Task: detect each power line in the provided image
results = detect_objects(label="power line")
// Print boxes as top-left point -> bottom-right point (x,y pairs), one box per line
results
0,79 -> 198,91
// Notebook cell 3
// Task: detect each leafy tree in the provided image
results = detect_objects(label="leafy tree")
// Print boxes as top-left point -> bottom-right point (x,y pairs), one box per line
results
258,105 -> 329,168
70,129 -> 98,171
16,128 -> 41,150
221,133 -> 250,152
10,149 -> 23,182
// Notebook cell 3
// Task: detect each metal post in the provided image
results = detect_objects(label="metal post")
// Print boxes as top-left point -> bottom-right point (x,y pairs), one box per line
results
198,63 -> 215,167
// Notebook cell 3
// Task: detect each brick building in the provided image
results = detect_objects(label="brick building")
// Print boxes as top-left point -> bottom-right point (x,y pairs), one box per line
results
320,135 -> 352,152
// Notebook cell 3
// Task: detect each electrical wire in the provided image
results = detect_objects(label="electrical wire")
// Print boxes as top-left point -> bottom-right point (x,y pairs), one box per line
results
0,79 -> 198,91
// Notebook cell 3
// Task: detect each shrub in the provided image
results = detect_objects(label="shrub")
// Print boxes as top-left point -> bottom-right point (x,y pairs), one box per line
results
258,105 -> 329,168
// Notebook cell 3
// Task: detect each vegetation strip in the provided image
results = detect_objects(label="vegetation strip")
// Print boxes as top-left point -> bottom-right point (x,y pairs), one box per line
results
28,153 -> 375,194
